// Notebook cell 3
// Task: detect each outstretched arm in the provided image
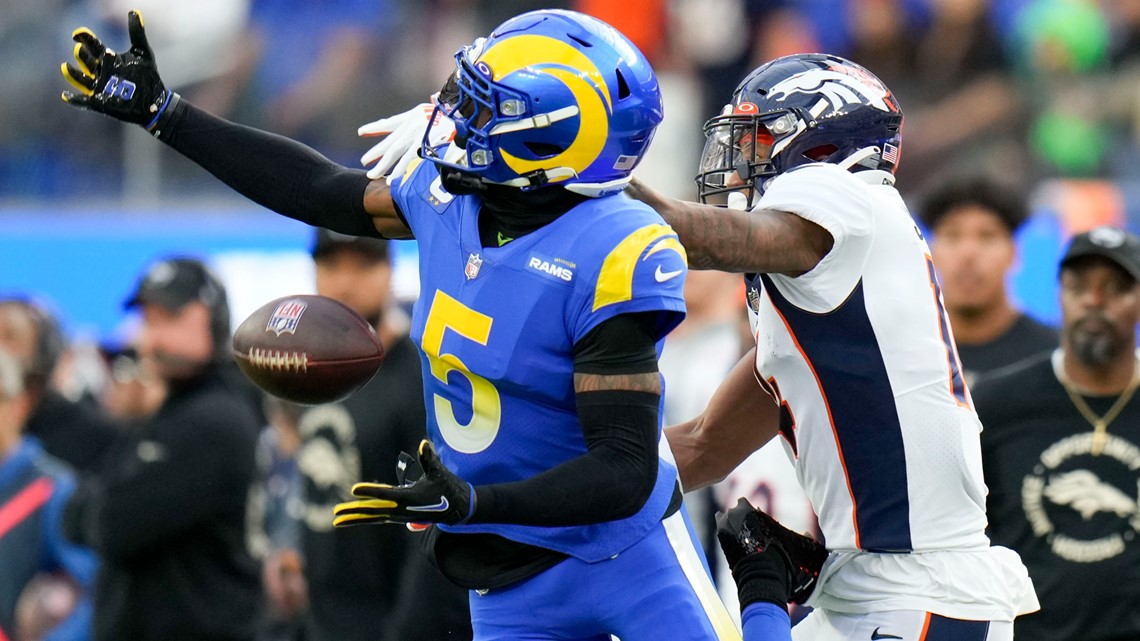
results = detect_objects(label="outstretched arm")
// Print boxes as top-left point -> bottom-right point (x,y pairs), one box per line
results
156,99 -> 411,239
60,11 -> 409,239
665,347 -> 781,490
625,178 -> 831,275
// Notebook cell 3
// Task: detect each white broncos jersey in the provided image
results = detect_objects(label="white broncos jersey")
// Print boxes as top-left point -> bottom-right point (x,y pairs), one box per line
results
746,164 -> 1038,621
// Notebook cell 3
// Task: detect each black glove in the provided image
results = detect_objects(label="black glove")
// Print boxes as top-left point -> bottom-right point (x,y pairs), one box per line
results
333,440 -> 475,527
60,10 -> 174,132
716,497 -> 828,606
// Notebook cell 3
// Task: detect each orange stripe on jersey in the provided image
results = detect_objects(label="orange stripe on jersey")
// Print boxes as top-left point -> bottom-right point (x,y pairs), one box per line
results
924,253 -> 970,409
767,296 -> 862,549
918,612 -> 933,641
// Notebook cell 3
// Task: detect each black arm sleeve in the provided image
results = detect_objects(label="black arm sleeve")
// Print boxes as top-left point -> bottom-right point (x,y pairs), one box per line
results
156,95 -> 390,237
469,313 -> 663,526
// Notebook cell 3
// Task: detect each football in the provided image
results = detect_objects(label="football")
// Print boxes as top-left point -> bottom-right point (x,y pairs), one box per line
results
232,295 -> 384,405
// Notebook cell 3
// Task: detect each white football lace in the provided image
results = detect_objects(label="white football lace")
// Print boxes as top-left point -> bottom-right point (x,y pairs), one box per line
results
247,348 -> 308,372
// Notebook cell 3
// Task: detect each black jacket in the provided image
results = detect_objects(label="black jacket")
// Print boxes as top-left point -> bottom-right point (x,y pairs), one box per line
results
65,362 -> 262,641
26,390 -> 120,474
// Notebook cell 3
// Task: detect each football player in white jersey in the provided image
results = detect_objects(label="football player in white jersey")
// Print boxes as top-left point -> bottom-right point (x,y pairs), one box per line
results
626,53 -> 1039,641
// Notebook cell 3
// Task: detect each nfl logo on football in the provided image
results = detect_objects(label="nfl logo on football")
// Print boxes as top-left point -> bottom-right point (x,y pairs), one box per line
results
266,299 -> 307,336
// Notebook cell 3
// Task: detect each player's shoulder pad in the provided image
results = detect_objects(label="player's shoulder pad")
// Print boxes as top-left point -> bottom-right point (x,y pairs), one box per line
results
760,162 -> 875,237
572,195 -> 688,313
390,150 -> 457,215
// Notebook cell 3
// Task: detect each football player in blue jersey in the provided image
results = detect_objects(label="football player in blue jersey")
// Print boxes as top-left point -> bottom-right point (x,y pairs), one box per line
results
60,9 -> 741,641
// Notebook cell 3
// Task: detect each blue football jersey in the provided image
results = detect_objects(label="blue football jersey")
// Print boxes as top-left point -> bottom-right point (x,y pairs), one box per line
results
390,158 -> 687,562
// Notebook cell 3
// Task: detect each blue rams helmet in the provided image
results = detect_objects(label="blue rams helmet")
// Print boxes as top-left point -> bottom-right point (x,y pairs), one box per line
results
696,53 -> 903,209
424,10 -> 664,198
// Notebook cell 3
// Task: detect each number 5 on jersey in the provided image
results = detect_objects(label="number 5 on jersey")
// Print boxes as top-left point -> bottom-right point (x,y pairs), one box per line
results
422,291 -> 502,453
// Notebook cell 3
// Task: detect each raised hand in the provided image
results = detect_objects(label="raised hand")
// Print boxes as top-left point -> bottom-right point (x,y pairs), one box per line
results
61,10 -> 174,132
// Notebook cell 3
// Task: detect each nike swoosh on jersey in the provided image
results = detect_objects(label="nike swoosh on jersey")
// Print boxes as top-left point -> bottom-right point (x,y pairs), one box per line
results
407,496 -> 450,512
871,628 -> 903,641
654,265 -> 683,282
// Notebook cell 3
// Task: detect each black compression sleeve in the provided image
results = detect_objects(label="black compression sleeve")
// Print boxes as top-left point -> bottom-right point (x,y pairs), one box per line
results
156,96 -> 384,238
470,389 -> 660,526
573,312 -> 660,374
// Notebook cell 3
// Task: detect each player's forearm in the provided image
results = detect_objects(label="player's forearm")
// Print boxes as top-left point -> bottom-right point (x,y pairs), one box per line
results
156,97 -> 381,237
626,178 -> 827,274
665,348 -> 780,490
471,390 -> 661,526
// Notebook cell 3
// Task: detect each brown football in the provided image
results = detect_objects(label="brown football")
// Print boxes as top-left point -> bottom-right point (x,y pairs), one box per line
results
232,295 -> 384,405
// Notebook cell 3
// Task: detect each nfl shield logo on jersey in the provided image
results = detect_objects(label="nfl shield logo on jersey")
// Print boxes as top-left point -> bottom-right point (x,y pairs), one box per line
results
465,253 -> 484,280
266,299 -> 307,336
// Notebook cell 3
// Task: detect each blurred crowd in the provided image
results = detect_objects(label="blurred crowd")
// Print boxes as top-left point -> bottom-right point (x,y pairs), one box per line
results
7,0 -> 1140,207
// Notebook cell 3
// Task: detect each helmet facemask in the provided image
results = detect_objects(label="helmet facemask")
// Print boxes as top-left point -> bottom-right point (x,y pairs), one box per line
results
422,43 -> 590,192
696,109 -> 801,210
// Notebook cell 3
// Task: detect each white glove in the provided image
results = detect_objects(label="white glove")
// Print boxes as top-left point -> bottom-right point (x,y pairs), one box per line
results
358,100 -> 456,183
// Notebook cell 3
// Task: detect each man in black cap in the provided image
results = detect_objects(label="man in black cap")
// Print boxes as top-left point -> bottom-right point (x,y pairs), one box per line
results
975,225 -> 1140,641
64,256 -> 262,641
260,229 -> 470,641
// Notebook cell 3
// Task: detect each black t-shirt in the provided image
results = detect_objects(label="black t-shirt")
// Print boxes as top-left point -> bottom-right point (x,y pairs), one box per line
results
975,354 -> 1140,641
957,313 -> 1056,389
297,334 -> 470,641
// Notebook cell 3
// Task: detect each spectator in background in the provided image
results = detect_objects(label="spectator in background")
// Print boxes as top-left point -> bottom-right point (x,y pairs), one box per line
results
918,176 -> 1056,386
1011,0 -> 1115,180
63,257 -> 262,641
976,226 -> 1140,641
0,348 -> 96,641
234,0 -> 394,159
893,0 -> 1023,193
267,229 -> 469,641
248,396 -> 305,641
670,0 -> 817,125
0,299 -> 119,475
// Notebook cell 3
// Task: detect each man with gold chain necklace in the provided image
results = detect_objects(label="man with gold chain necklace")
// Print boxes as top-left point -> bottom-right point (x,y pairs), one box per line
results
975,225 -> 1140,641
